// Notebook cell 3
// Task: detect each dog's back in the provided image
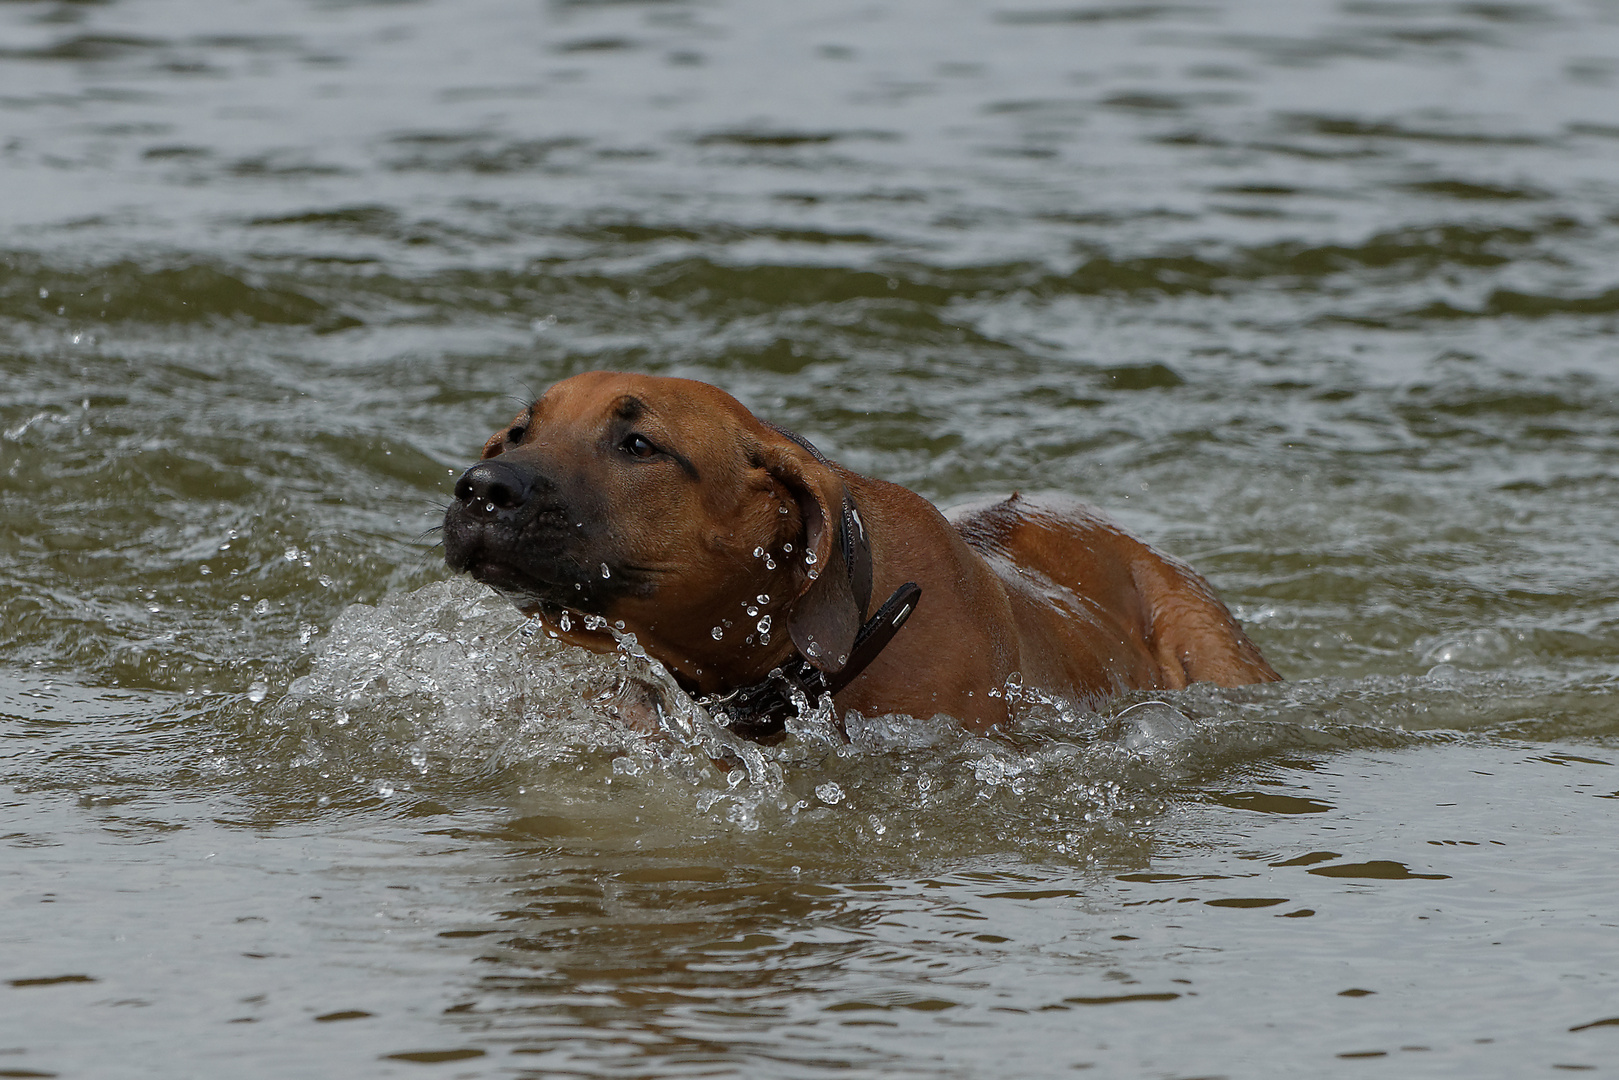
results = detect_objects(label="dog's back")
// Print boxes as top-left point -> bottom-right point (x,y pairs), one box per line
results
950,494 -> 1279,705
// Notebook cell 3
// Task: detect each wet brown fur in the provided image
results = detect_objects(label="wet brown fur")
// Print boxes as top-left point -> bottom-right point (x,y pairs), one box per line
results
443,371 -> 1279,734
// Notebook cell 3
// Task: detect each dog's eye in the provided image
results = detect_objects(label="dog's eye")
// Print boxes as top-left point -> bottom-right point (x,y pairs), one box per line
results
621,433 -> 657,459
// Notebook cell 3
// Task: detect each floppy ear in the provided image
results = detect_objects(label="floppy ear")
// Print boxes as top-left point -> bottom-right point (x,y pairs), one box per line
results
763,443 -> 860,674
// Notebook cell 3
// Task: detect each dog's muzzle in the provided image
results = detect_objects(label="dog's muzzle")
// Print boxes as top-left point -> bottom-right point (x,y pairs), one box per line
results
451,459 -> 541,526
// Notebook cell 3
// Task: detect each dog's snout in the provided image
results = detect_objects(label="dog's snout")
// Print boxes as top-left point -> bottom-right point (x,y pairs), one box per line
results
453,459 -> 535,516
443,448 -> 607,601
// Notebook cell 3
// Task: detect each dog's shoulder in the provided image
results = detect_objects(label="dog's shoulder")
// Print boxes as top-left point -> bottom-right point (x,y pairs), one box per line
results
945,491 -> 1122,555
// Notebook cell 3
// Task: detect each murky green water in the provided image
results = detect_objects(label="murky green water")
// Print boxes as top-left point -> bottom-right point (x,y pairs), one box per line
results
5,0 -> 1619,1075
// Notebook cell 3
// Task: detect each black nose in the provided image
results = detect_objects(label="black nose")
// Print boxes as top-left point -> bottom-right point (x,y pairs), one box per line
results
453,459 -> 536,517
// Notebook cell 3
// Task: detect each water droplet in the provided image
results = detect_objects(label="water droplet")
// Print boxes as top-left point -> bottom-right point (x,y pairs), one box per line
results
757,594 -> 770,604
753,546 -> 764,558
377,782 -> 395,798
784,542 -> 793,553
600,563 -> 611,578
246,680 -> 268,703
253,599 -> 270,615
778,505 -> 788,514
615,620 -> 625,630
805,551 -> 817,565
484,502 -> 496,513
757,615 -> 772,634
711,626 -> 724,640
760,632 -> 771,645
806,569 -> 818,580
765,556 -> 776,570
815,782 -> 844,805
559,612 -> 572,632
746,605 -> 758,617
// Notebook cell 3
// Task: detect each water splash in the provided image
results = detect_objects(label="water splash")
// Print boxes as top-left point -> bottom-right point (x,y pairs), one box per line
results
247,580 -> 1469,867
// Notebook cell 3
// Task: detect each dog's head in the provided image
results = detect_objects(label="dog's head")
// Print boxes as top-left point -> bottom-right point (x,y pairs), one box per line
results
442,371 -> 865,693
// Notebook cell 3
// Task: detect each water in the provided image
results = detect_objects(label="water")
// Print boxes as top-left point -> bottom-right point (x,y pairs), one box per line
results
5,0 -> 1619,1075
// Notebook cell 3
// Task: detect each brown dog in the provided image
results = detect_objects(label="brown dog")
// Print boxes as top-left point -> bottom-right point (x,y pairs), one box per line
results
442,371 -> 1278,736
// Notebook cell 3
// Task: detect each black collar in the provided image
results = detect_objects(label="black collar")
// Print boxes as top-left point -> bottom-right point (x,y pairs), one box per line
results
701,488 -> 921,740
